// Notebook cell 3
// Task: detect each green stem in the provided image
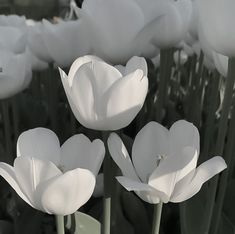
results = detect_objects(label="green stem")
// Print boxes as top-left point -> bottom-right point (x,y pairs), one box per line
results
102,132 -> 112,234
201,72 -> 220,162
1,99 -> 13,163
210,97 -> 235,234
155,49 -> 172,122
204,57 -> 235,234
55,215 -> 65,234
152,203 -> 163,234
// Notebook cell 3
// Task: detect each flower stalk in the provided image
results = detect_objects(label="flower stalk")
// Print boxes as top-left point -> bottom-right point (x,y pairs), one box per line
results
152,202 -> 163,234
204,57 -> 235,234
55,215 -> 65,234
102,132 -> 112,234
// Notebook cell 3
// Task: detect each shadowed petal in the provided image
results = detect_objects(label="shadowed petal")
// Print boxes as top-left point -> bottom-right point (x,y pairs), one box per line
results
61,134 -> 105,176
36,168 -> 96,215
171,156 -> 227,202
17,128 -> 61,165
0,162 -> 34,208
108,133 -> 139,180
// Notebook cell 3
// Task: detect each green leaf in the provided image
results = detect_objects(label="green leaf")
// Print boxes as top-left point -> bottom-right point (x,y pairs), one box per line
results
65,211 -> 101,234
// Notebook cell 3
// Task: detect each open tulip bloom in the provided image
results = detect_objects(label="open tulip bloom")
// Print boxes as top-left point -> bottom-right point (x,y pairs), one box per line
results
0,128 -> 105,215
108,120 -> 227,203
59,55 -> 148,131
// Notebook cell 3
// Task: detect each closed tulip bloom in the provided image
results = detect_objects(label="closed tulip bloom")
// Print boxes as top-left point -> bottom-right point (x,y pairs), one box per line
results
59,55 -> 148,130
0,50 -> 32,99
198,0 -> 235,57
108,120 -> 227,203
0,128 -> 105,215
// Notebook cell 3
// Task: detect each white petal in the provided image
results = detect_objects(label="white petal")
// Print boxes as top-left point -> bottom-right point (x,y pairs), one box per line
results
14,157 -> 62,208
17,128 -> 61,166
70,62 -> 96,122
117,176 -> 168,203
35,168 -> 96,215
107,133 -> 139,180
198,0 -> 235,57
0,162 -> 34,208
68,55 -> 102,86
171,156 -> 227,202
125,56 -> 148,76
169,120 -> 200,156
103,70 -> 148,129
61,134 -> 105,176
132,122 -> 168,182
148,147 -> 198,198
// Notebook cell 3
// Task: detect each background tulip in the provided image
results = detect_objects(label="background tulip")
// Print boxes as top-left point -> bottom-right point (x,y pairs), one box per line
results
0,50 -> 32,99
59,55 -> 148,130
108,120 -> 227,203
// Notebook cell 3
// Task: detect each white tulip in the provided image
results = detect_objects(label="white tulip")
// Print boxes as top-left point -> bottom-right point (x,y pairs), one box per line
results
0,50 -> 32,99
79,0 -> 163,63
0,128 -> 105,215
59,55 -> 148,130
41,19 -> 91,67
0,26 -> 26,54
108,120 -> 227,203
198,0 -> 235,57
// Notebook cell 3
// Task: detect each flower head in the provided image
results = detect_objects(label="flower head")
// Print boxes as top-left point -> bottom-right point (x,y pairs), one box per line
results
0,128 -> 105,215
59,55 -> 148,131
108,120 -> 227,203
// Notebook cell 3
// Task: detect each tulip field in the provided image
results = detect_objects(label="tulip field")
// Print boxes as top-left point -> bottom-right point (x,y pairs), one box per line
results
0,0 -> 235,234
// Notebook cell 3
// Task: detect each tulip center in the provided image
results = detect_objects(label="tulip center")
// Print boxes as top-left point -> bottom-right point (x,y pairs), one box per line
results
156,154 -> 165,167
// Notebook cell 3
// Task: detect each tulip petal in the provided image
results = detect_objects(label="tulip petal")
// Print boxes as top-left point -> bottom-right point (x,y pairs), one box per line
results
68,55 -> 102,86
107,133 -> 139,180
70,63 -> 96,121
77,60 -> 122,98
169,120 -> 200,156
170,156 -> 227,202
0,162 -> 34,208
116,176 -> 169,203
125,56 -> 148,76
14,157 -> 62,208
198,0 -> 235,57
17,128 -> 61,166
36,168 -> 96,215
61,134 -> 105,176
104,69 -> 148,128
148,147 -> 198,197
132,122 -> 168,183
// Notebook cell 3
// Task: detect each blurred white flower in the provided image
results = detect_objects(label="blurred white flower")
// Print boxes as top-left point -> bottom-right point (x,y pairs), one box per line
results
148,0 -> 192,48
79,0 -> 164,63
27,22 -> 53,63
108,120 -> 227,203
0,128 -> 105,215
0,50 -> 32,99
41,19 -> 91,67
0,14 -> 26,28
59,55 -> 148,130
198,0 -> 235,57
0,26 -> 26,53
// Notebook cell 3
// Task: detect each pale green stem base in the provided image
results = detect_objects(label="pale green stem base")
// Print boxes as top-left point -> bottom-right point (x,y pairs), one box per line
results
55,215 -> 65,234
152,203 -> 163,234
102,132 -> 112,234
